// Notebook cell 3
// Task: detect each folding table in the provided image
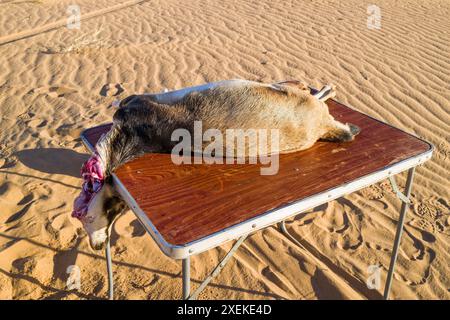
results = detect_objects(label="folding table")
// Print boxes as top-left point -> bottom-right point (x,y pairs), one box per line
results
80,90 -> 433,300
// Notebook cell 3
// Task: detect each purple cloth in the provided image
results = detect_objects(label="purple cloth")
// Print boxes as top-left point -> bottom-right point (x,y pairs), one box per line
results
72,153 -> 104,220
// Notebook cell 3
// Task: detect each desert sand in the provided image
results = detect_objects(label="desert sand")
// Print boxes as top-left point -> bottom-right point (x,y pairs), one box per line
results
0,0 -> 449,300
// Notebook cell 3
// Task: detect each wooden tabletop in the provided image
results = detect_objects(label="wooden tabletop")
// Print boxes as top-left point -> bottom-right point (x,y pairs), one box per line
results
82,99 -> 431,246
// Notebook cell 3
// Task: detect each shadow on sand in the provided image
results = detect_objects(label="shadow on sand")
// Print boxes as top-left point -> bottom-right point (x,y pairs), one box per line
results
0,233 -> 285,300
15,148 -> 88,178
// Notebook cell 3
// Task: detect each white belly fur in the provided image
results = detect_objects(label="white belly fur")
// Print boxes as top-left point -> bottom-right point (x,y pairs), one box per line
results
143,79 -> 273,105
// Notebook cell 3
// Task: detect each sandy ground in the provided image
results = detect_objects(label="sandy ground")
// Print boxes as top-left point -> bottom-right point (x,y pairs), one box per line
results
0,0 -> 449,300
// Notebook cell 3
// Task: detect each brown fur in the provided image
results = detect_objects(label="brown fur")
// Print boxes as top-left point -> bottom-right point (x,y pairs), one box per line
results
106,81 -> 358,170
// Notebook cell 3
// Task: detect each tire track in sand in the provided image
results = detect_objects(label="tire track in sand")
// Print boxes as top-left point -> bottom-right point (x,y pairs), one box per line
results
0,0 -> 149,46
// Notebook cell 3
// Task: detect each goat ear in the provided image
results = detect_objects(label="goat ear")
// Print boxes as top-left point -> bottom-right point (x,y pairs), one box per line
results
313,84 -> 336,102
274,80 -> 309,91
269,83 -> 290,94
112,97 -> 150,124
118,95 -> 138,108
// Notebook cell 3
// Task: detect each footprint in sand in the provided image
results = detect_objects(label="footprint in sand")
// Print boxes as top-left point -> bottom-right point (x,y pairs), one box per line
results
434,220 -> 447,235
379,179 -> 394,193
27,118 -> 48,129
32,86 -> 78,98
45,213 -> 78,250
50,212 -> 77,247
314,199 -> 363,250
0,181 -> 26,206
0,143 -> 14,168
414,197 -> 448,220
360,184 -> 384,200
55,123 -> 84,140
130,274 -> 161,294
437,140 -> 449,160
50,212 -> 70,230
100,83 -> 124,97
10,257 -> 38,298
114,211 -> 144,238
25,182 -> 53,205
407,219 -> 436,243
408,218 -> 435,234
0,182 -> 34,225
394,228 -> 436,286
12,256 -> 36,276
412,197 -> 449,235
10,255 -> 55,297
315,202 -> 350,234
415,202 -> 439,219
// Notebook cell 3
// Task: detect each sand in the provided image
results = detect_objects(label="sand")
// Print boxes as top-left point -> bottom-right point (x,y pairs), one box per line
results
0,0 -> 449,300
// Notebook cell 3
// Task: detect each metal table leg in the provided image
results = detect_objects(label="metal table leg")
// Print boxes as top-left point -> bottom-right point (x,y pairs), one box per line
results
105,237 -> 114,300
187,235 -> 247,300
384,167 -> 415,300
182,257 -> 190,299
277,167 -> 416,300
181,235 -> 248,300
278,220 -> 303,248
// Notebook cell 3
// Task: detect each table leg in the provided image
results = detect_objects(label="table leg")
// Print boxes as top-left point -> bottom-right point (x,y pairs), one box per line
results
182,257 -> 190,299
187,235 -> 247,300
278,220 -> 303,248
383,167 -> 415,300
105,237 -> 114,300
